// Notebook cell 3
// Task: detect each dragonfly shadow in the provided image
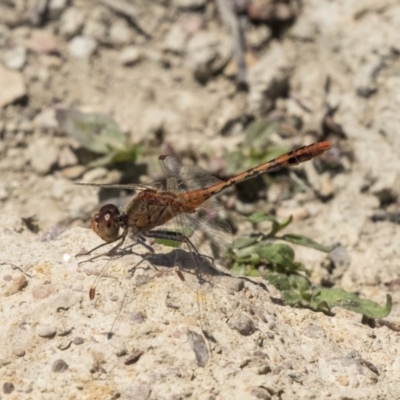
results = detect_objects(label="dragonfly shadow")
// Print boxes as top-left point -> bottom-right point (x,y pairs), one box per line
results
143,248 -> 269,294
144,248 -> 232,284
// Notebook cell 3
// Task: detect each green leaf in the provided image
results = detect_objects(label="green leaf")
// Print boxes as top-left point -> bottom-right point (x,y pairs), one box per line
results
312,289 -> 392,319
279,234 -> 337,253
154,238 -> 181,248
56,109 -> 138,167
234,244 -> 262,264
264,271 -> 291,290
258,243 -> 296,268
231,236 -> 259,250
265,271 -> 392,319
247,212 -> 277,224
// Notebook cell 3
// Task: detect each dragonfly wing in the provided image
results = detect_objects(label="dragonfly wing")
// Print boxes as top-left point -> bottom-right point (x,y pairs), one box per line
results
75,182 -> 162,191
159,155 -> 224,192
159,197 -> 232,261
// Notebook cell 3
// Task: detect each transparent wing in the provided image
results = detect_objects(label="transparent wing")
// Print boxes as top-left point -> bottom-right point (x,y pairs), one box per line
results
152,199 -> 232,262
75,182 -> 163,191
159,156 -> 224,192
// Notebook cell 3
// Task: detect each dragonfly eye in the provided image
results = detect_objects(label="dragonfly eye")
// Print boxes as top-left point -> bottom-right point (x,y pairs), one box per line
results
91,204 -> 120,242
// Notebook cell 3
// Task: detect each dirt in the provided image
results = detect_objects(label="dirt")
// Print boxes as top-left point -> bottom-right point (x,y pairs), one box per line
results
0,0 -> 399,399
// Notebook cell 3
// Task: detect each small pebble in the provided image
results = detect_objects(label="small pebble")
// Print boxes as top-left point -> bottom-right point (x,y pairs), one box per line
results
37,325 -> 57,338
329,244 -> 351,268
28,30 -> 59,54
130,311 -> 146,324
12,347 -> 25,357
2,382 -> 14,394
58,145 -> 79,168
164,25 -> 187,54
175,0 -> 208,9
187,330 -> 208,367
48,0 -> 69,18
33,108 -> 59,131
228,313 -> 256,336
251,386 -> 271,400
0,66 -> 26,108
73,337 -> 84,345
3,45 -> 27,70
58,340 -> 72,350
52,359 -> 69,373
68,36 -> 97,59
28,137 -> 59,175
109,20 -> 132,45
124,350 -> 143,365
221,277 -> 244,293
83,20 -> 107,42
120,46 -> 141,66
32,284 -> 56,300
60,165 -> 86,179
4,274 -> 28,297
59,7 -> 85,38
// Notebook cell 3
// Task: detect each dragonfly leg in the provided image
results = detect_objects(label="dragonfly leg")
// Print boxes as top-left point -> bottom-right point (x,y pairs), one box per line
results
76,228 -> 129,266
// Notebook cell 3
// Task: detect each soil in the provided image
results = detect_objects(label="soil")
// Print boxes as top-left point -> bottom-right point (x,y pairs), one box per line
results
0,0 -> 399,399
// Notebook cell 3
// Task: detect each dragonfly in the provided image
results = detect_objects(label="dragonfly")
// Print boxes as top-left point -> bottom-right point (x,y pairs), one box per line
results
78,141 -> 331,298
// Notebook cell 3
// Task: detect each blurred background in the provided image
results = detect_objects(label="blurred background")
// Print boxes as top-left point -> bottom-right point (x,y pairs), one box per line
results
0,0 -> 399,299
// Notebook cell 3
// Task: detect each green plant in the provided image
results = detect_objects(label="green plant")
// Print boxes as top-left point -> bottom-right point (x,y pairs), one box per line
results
227,212 -> 392,319
56,109 -> 139,167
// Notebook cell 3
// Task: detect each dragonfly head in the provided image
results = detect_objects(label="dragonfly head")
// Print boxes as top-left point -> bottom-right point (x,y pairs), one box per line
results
91,204 -> 120,242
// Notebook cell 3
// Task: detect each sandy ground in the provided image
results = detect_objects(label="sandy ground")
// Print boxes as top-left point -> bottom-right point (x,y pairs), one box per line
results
0,0 -> 399,399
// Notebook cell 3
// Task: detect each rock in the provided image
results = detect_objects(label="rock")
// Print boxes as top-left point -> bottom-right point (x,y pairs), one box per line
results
33,108 -> 59,131
32,284 -> 57,300
68,36 -> 97,59
247,42 -> 293,114
186,31 -> 231,81
248,0 -> 296,22
51,359 -> 69,373
48,0 -> 69,18
109,20 -> 132,46
250,387 -> 272,400
164,25 -> 187,54
27,30 -> 60,54
2,382 -> 14,394
228,313 -> 256,335
354,58 -> 379,97
58,340 -> 72,350
60,165 -> 86,179
27,137 -> 59,175
122,383 -> 151,400
187,330 -> 208,367
50,290 -> 82,311
3,274 -> 28,297
58,146 -> 78,168
174,0 -> 208,9
81,167 -> 108,182
83,20 -> 108,43
0,66 -> 26,108
120,46 -> 141,66
37,325 -> 57,338
2,45 -> 27,70
246,25 -> 272,49
59,7 -> 86,38
12,347 -> 25,357
124,350 -> 143,365
73,337 -> 84,345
